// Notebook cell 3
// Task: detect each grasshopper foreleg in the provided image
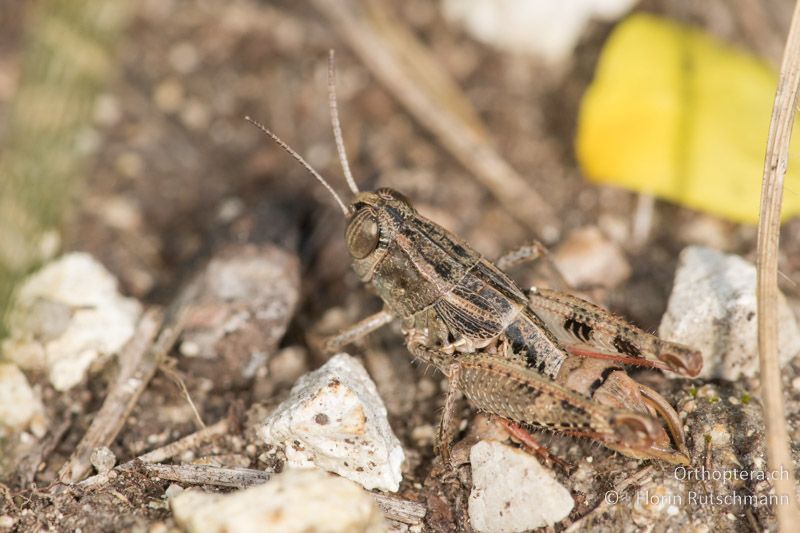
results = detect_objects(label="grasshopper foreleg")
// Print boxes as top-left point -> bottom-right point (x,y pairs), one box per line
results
323,309 -> 395,353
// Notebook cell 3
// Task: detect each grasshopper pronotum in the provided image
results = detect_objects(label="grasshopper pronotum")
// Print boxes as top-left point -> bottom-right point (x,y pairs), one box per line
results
247,52 -> 701,466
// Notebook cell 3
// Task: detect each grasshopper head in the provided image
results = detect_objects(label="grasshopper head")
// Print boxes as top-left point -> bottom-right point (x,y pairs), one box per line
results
345,188 -> 415,281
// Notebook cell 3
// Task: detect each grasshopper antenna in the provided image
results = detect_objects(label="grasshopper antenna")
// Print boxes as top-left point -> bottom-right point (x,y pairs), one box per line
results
244,116 -> 350,217
328,49 -> 360,195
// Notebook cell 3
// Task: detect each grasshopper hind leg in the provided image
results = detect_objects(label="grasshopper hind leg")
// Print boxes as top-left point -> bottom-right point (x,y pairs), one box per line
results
407,326 -> 690,465
495,418 -> 573,471
410,340 -> 671,463
455,355 -> 695,464
430,361 -> 569,471
558,356 -> 690,464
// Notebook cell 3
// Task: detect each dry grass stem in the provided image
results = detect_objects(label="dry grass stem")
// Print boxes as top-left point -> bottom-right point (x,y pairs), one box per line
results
756,0 -> 800,529
75,418 -> 231,491
58,275 -> 202,483
159,364 -> 206,429
134,464 -> 426,525
57,309 -> 164,483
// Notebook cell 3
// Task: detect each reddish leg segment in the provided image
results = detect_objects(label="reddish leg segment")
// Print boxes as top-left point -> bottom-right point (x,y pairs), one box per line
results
567,346 -> 671,372
495,417 -> 572,471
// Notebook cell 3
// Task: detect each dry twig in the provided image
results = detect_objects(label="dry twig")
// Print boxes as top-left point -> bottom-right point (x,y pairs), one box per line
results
311,0 -> 560,241
59,272 -> 202,483
137,464 -> 427,525
57,308 -> 164,483
136,418 -> 229,465
75,417 -> 231,491
142,463 -> 269,488
756,1 -> 800,530
13,415 -> 73,488
158,363 -> 206,429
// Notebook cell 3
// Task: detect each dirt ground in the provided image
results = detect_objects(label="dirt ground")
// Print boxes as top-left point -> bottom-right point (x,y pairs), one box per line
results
3,1 -> 800,532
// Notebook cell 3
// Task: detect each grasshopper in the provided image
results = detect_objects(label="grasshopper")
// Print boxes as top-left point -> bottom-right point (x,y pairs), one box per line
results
247,53 -> 701,466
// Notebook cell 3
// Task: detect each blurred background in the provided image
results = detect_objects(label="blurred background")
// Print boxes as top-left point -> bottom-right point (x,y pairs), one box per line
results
1,0 -> 799,335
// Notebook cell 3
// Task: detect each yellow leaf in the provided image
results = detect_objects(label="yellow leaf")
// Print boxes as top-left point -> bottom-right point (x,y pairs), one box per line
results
576,13 -> 800,224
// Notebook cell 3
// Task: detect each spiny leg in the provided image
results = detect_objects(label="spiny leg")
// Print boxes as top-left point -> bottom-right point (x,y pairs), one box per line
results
323,309 -> 395,353
436,364 -> 462,465
452,355 -> 679,461
496,240 -> 569,290
429,358 -> 570,470
559,357 -> 691,465
496,241 -> 546,270
528,287 -> 702,377
407,339 -> 477,468
408,344 -> 687,463
566,345 -> 671,372
502,240 -> 702,377
495,417 -> 572,471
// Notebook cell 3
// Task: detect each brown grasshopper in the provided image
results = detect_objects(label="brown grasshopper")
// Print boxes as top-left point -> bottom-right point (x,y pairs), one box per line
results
247,53 -> 702,466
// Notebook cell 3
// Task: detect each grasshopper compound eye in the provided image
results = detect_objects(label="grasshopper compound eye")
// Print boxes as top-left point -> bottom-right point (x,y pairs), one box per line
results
346,209 -> 380,259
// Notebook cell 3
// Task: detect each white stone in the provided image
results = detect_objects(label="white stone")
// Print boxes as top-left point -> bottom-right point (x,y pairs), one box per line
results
169,468 -> 386,533
90,446 -> 116,474
1,253 -> 142,390
260,353 -> 404,492
0,363 -> 47,437
659,246 -> 800,380
442,0 -> 636,64
469,441 -> 573,532
165,483 -> 184,499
